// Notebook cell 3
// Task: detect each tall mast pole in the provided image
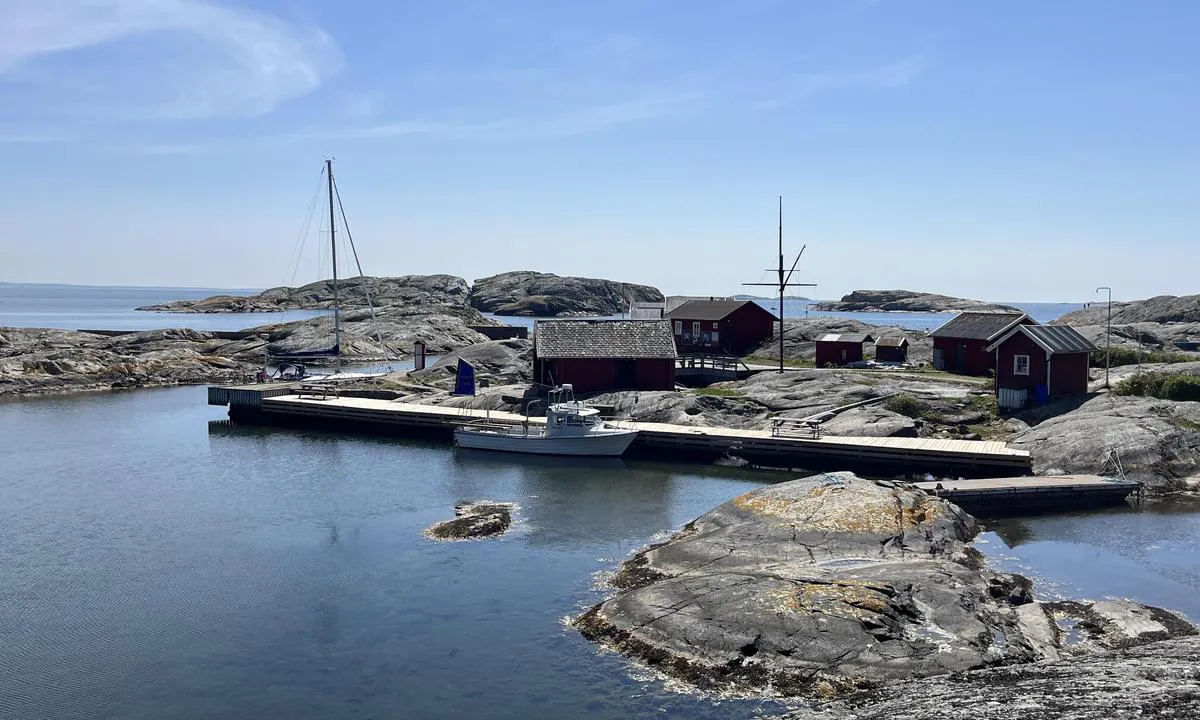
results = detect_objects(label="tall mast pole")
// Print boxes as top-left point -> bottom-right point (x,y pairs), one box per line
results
327,159 -> 341,373
778,196 -> 784,373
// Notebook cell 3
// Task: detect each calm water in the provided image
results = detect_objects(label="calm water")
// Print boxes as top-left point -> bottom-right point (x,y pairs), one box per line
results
1,284 -> 1079,334
2,388 -> 1199,718
0,283 -> 325,331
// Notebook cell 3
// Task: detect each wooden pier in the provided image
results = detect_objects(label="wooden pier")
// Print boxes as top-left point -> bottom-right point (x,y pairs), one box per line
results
208,383 -> 1032,477
913,475 -> 1142,515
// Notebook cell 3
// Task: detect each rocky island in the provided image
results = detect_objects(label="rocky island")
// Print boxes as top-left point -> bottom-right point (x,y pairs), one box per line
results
574,473 -> 1194,699
467,270 -> 662,316
1056,292 -> 1200,326
811,290 -> 1020,314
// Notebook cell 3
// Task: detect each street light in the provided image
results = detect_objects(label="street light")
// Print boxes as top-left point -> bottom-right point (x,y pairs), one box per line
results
1096,287 -> 1111,389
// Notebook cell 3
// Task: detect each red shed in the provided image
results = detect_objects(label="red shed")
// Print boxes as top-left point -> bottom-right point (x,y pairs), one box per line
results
874,336 -> 909,363
930,312 -> 1035,375
533,319 -> 677,393
986,325 -> 1097,409
665,300 -> 778,356
815,333 -> 874,367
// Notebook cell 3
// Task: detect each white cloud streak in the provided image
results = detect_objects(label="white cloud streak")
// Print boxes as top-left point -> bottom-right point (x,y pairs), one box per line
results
0,0 -> 340,120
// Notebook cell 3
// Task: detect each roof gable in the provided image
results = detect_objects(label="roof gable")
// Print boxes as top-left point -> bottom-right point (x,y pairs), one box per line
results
535,319 -> 678,359
930,312 -> 1032,341
986,324 -> 1099,355
876,336 -> 908,348
665,299 -> 776,322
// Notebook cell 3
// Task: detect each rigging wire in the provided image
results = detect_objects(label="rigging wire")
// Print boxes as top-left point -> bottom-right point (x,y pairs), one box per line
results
284,164 -> 328,292
333,175 -> 398,364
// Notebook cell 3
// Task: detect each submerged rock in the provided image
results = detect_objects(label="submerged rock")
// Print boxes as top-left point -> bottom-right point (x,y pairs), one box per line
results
425,501 -> 515,540
574,473 -> 1194,698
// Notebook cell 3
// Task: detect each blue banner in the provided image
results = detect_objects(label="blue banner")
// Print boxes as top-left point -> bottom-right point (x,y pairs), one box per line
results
453,358 -> 476,396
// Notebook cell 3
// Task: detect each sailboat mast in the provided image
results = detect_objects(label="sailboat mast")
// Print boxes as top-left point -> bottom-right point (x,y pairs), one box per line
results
777,196 -> 784,373
327,159 -> 341,373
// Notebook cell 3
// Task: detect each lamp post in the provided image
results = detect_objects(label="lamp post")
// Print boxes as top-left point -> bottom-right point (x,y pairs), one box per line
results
1096,286 -> 1111,388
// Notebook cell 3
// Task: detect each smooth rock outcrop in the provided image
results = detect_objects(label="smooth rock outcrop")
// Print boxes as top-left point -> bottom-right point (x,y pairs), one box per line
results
811,290 -> 1019,314
1010,394 -> 1200,493
468,271 -> 663,317
1057,294 -> 1200,325
425,501 -> 515,540
409,339 -> 533,388
574,473 -> 1194,698
781,634 -> 1200,719
138,275 -> 471,312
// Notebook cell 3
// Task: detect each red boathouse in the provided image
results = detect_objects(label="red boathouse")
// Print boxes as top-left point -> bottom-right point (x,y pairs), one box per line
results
664,299 -> 778,356
815,334 -> 874,367
986,324 -> 1097,409
874,336 -> 909,363
930,312 -> 1035,375
533,319 -> 678,393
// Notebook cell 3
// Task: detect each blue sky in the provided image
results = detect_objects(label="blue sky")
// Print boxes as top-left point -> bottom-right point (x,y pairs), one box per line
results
2,0 -> 1197,302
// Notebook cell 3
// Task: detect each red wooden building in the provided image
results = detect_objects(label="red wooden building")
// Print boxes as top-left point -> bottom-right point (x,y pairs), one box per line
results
664,300 -> 778,356
815,333 -> 874,366
532,319 -> 677,393
874,336 -> 909,363
986,325 -> 1097,409
930,312 -> 1035,375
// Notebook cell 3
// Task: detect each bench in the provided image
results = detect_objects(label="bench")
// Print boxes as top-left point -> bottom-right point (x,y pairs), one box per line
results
770,417 -> 823,439
296,383 -> 339,400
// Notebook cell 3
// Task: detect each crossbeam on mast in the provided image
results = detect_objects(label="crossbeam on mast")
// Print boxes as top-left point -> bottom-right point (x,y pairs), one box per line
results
743,196 -> 817,373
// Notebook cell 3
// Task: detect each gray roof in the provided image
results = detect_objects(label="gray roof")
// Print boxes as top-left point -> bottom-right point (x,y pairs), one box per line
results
665,299 -> 774,322
535,319 -> 678,360
628,301 -> 665,320
988,324 -> 1099,355
817,333 -> 874,344
875,336 -> 908,348
930,312 -> 1030,341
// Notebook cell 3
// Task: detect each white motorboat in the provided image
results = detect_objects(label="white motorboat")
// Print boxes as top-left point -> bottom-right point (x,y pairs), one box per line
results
453,385 -> 638,457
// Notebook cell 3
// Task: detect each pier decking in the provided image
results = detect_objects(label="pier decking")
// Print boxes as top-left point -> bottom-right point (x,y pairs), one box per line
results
209,384 -> 1033,477
913,474 -> 1142,515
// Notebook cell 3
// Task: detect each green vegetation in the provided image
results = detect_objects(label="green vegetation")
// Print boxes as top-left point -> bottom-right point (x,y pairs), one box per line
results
1113,372 -> 1200,401
883,394 -> 931,419
692,387 -> 745,398
967,393 -> 999,419
1092,346 -> 1192,368
743,355 -> 813,368
1170,418 -> 1200,432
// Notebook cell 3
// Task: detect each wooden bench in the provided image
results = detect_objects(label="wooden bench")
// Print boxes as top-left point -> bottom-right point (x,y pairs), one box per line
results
770,417 -> 823,439
296,383 -> 339,400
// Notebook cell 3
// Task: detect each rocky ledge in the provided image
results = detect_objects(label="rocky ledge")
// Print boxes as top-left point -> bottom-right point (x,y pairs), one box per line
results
425,501 -> 515,540
1057,293 -> 1200,325
574,473 -> 1194,698
137,274 -> 471,313
810,290 -> 1019,314
468,270 -> 663,317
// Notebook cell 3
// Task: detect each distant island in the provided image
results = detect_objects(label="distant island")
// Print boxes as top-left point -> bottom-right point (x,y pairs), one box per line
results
810,290 -> 1021,314
1055,293 -> 1200,325
138,271 -> 664,318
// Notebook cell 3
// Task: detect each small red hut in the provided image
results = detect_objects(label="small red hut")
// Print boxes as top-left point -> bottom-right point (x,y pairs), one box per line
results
815,333 -> 874,367
533,319 -> 678,392
930,312 -> 1035,375
874,336 -> 909,363
986,325 -> 1097,409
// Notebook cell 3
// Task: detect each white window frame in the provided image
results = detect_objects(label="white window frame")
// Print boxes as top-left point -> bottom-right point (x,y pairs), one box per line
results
1013,354 -> 1030,376
712,321 -> 719,330
673,320 -> 682,335
692,321 -> 701,335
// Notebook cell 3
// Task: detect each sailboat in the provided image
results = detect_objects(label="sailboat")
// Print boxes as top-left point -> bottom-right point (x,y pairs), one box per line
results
266,159 -> 389,381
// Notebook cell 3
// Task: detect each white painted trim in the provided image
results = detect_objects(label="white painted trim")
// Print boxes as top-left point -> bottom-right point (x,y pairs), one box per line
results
1014,354 -> 1031,376
987,323 -> 1055,354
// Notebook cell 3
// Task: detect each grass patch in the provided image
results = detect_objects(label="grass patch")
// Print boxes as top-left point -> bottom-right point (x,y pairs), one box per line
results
967,393 -> 999,419
743,355 -> 814,368
692,387 -> 745,398
884,394 -> 931,419
1170,418 -> 1200,432
1093,346 -> 1192,367
1113,372 -> 1200,401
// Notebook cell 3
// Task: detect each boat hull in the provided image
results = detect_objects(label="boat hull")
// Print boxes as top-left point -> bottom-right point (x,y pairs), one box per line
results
453,427 -> 638,457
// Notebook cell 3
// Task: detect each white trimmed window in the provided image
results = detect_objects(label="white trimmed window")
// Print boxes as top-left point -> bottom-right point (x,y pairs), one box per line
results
673,321 -> 682,335
692,321 -> 701,335
1014,354 -> 1030,376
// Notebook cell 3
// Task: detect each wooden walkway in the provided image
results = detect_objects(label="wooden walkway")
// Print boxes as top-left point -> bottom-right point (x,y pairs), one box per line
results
913,474 -> 1142,514
210,386 -> 1032,477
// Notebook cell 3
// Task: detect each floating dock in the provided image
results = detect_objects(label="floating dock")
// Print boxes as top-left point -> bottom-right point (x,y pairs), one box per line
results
208,384 -> 1033,477
913,474 -> 1142,515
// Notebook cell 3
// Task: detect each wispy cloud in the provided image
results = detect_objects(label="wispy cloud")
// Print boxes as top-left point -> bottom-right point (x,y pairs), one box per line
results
0,0 -> 340,121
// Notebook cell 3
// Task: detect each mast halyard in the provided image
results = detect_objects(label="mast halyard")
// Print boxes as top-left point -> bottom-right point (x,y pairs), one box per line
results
326,159 -> 341,374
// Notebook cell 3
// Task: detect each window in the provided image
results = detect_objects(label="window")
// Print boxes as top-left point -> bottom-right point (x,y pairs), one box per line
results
712,322 -> 719,330
692,321 -> 701,335
673,321 -> 682,335
841,349 -> 848,360
711,331 -> 719,344
1014,354 -> 1030,376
